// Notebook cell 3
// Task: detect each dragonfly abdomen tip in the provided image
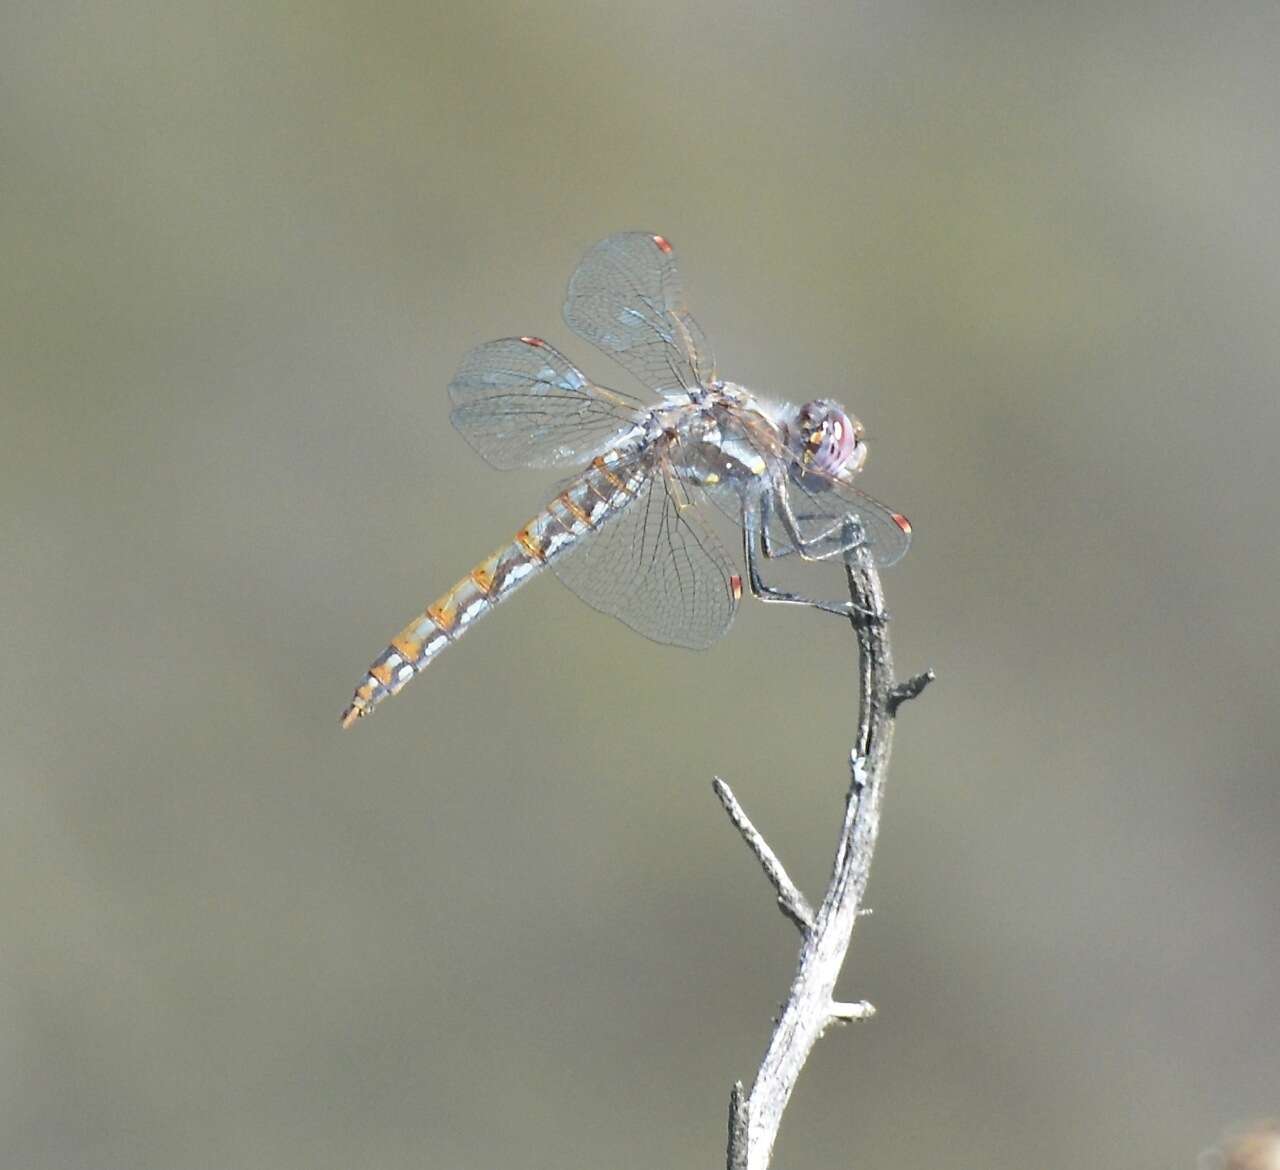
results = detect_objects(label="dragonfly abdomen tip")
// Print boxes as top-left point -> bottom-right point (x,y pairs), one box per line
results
340,704 -> 365,729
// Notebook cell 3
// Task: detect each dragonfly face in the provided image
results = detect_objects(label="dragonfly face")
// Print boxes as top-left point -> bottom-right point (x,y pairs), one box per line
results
790,399 -> 869,484
340,232 -> 911,729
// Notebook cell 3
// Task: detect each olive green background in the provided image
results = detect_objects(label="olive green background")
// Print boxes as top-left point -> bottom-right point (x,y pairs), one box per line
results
3,2 -> 1278,1168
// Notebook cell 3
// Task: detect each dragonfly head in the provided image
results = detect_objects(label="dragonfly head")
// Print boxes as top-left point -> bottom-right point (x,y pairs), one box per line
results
793,399 -> 867,481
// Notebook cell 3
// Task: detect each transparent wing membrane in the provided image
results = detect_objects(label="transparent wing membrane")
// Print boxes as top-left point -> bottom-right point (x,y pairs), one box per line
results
771,471 -> 912,567
552,456 -> 738,649
449,336 -> 644,470
564,232 -> 715,393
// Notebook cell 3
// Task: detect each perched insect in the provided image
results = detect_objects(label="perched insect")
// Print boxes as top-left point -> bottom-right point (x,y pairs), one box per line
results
342,232 -> 910,727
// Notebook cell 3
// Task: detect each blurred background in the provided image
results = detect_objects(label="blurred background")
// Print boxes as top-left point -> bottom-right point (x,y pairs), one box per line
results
3,1 -> 1278,1167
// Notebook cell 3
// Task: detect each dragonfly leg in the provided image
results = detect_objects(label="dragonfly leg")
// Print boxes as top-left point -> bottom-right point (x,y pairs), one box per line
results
775,486 -> 866,562
761,511 -> 852,560
761,488 -> 862,563
744,502 -> 878,619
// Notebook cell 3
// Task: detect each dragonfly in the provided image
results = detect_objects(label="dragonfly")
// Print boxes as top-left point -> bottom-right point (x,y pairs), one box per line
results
341,232 -> 910,728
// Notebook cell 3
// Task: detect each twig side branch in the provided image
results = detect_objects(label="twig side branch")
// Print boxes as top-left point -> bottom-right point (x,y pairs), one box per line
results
889,669 -> 936,716
712,777 -> 815,934
719,556 -> 931,1170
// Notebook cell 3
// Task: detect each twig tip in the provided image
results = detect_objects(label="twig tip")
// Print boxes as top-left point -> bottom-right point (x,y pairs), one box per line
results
727,1081 -> 749,1170
830,999 -> 876,1023
888,668 -> 936,715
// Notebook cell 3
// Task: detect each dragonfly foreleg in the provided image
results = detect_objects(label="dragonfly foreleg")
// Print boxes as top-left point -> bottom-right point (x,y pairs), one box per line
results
761,510 -> 851,560
764,487 -> 862,563
743,500 -> 877,619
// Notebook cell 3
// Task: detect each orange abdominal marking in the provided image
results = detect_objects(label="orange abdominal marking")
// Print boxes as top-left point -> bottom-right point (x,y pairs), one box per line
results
515,527 -> 546,561
591,455 -> 627,491
559,492 -> 592,527
469,566 -> 493,594
426,602 -> 454,634
392,634 -> 423,662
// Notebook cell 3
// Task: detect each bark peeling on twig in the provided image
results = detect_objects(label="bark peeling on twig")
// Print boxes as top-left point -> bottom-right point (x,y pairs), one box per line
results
717,554 -> 932,1170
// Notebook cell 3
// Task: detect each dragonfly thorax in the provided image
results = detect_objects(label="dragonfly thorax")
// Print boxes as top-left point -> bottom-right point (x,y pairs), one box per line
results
659,389 -> 777,491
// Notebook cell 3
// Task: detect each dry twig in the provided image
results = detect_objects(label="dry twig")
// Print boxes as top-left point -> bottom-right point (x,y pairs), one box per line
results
716,552 -> 932,1170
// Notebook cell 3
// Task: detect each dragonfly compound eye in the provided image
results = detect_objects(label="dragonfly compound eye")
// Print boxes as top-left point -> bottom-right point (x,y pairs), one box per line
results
798,401 -> 859,478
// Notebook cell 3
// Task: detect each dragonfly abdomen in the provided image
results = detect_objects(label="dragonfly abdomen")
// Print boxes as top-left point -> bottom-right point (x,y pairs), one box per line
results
340,450 -> 642,728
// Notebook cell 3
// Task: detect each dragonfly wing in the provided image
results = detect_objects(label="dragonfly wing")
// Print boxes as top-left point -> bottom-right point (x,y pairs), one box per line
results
564,232 -> 715,394
552,457 -> 738,649
449,336 -> 646,470
770,471 -> 912,567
